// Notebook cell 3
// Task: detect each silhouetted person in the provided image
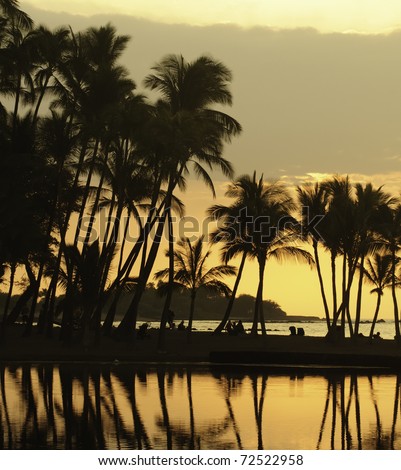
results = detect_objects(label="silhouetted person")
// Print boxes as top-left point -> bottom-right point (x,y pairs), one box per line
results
226,320 -> 234,334
289,326 -> 296,336
177,320 -> 185,331
138,323 -> 150,339
234,320 -> 246,335
297,327 -> 305,336
167,309 -> 175,329
373,331 -> 382,340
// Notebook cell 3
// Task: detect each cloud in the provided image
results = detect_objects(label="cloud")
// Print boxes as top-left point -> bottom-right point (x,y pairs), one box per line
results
21,5 -> 401,184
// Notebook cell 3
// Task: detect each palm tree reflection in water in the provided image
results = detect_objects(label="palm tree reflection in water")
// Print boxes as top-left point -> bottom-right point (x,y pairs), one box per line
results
1,365 -> 401,449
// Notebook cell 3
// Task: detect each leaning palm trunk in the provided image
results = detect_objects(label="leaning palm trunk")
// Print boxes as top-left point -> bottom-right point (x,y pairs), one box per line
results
104,173 -> 164,298
345,258 -> 354,337
187,291 -> 197,342
331,251 -> 338,319
43,141 -> 89,336
32,74 -> 51,128
369,292 -> 382,339
391,249 -> 401,340
157,210 -> 174,351
214,251 -> 247,334
82,146 -> 110,247
354,252 -> 365,336
73,138 -> 100,246
117,168 -> 183,338
251,255 -> 266,336
116,208 -> 168,337
313,241 -> 330,330
2,263 -> 16,327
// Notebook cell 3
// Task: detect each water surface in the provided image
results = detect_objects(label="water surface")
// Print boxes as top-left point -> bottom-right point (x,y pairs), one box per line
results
1,364 -> 400,449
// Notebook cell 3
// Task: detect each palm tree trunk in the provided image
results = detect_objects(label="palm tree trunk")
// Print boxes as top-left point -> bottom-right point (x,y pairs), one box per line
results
82,146 -> 110,247
32,74 -> 50,127
214,251 -> 246,334
5,284 -> 34,326
42,141 -> 89,335
251,280 -> 261,336
2,262 -> 16,328
252,254 -> 266,336
73,138 -> 100,246
187,371 -> 195,449
117,210 -> 130,273
354,252 -> 365,336
116,168 -> 182,337
341,254 -> 347,336
331,251 -> 338,320
369,292 -> 382,339
116,210 -> 167,337
187,291 -> 196,342
157,369 -> 172,449
11,75 -> 22,138
391,248 -> 401,340
313,240 -> 330,330
158,209 -> 174,351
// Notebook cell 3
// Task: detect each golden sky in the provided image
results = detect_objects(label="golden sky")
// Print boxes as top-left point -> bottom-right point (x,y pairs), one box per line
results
24,0 -> 401,33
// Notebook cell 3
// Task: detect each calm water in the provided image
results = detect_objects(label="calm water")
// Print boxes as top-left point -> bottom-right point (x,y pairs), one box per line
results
145,320 -> 398,340
1,364 -> 401,450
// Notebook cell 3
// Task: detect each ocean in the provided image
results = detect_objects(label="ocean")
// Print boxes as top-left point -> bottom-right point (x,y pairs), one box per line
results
142,319 -> 398,340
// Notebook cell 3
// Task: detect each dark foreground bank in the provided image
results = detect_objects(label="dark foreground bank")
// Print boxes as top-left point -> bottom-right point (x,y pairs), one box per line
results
1,325 -> 401,369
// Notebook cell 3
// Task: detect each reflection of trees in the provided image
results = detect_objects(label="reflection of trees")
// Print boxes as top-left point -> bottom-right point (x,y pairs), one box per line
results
1,366 -> 401,449
251,373 -> 267,450
390,375 -> 401,448
316,373 -> 401,449
220,374 -> 244,449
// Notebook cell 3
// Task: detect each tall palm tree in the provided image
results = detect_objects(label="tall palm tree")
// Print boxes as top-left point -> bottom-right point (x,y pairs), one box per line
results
297,182 -> 330,329
117,54 -> 241,337
361,254 -> 394,338
30,25 -> 70,127
322,176 -> 356,337
208,214 -> 252,334
155,236 -> 236,341
217,173 -> 313,335
376,204 -> 401,341
352,183 -> 395,336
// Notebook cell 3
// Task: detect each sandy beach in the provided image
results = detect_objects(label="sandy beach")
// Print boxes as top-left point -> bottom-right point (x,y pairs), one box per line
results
1,326 -> 401,368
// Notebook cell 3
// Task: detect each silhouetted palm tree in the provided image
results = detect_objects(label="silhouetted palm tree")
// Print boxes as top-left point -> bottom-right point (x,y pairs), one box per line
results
361,254 -> 395,338
117,54 -> 241,338
217,173 -> 313,335
297,182 -> 330,328
155,236 -> 236,340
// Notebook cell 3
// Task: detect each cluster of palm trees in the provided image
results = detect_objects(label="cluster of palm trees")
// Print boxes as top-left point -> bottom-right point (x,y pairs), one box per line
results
1,1 -> 401,346
0,1 -> 242,343
297,177 -> 401,339
206,173 -> 401,340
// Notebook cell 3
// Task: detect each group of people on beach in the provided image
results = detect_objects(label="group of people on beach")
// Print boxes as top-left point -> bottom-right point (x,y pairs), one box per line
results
167,310 -> 186,331
225,320 -> 246,335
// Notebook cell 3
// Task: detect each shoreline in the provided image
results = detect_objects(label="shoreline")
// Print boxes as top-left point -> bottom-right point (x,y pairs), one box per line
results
1,326 -> 401,369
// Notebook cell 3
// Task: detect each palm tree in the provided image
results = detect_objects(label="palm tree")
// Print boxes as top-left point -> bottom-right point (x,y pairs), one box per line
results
117,54 -> 241,337
361,254 -> 394,338
155,236 -> 236,341
322,176 -> 357,337
352,183 -> 395,336
217,173 -> 313,335
297,182 -> 330,329
376,204 -> 401,341
0,0 -> 32,31
30,25 -> 70,127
